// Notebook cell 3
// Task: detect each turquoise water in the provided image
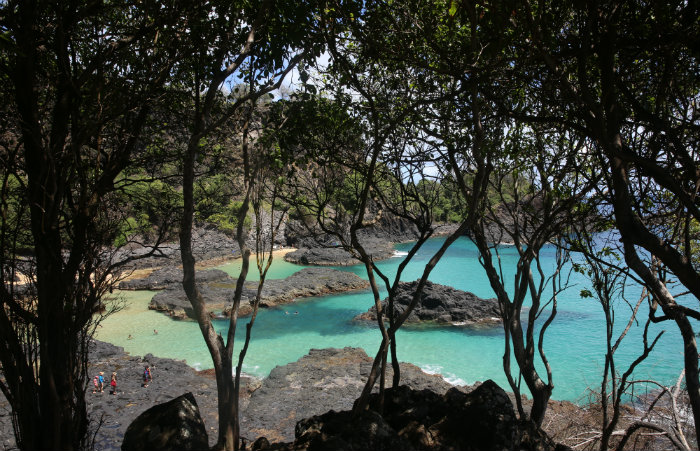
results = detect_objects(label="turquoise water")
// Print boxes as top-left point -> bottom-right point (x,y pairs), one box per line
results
97,237 -> 686,403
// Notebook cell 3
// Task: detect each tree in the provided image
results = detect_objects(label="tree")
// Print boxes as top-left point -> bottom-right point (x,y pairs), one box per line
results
568,225 -> 685,450
516,1 -> 700,443
0,1 -> 183,449
273,1 -> 490,414
454,122 -> 596,426
174,2 -> 324,448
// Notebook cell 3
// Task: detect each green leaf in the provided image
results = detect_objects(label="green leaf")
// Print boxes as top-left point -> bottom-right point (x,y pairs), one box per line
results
448,1 -> 457,17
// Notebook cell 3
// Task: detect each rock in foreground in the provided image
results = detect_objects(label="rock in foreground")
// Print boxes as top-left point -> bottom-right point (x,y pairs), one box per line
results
240,347 -> 462,443
356,280 -> 500,326
293,381 -> 517,451
121,392 -> 208,451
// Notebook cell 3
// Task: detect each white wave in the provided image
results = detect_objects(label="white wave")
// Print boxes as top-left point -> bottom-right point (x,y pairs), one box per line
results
419,363 -> 469,387
392,251 -> 409,258
442,373 -> 469,386
420,363 -> 443,375
242,364 -> 261,372
192,362 -> 202,371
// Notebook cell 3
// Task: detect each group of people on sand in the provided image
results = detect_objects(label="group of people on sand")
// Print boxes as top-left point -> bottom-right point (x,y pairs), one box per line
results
92,365 -> 153,395
92,371 -> 118,395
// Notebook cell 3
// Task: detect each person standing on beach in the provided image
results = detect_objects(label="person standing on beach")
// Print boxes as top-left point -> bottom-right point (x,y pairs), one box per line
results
110,372 -> 117,395
143,365 -> 152,387
98,371 -> 104,393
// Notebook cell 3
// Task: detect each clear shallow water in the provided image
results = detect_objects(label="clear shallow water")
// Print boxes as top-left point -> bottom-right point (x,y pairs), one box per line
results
96,237 -> 686,403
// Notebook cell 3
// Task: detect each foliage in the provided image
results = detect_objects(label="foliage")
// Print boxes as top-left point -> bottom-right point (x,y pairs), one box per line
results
0,0 -> 185,449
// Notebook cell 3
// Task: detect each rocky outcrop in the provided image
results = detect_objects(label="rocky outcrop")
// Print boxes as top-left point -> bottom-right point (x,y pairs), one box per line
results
114,227 -> 244,271
356,280 -> 501,326
148,267 -> 369,320
150,283 -> 238,319
294,409 -> 415,451
284,244 -> 394,266
121,392 -> 208,451
293,381 -> 517,451
85,340 -> 257,451
118,268 -> 230,291
0,342 -> 581,451
239,347 -> 463,443
284,216 -> 461,266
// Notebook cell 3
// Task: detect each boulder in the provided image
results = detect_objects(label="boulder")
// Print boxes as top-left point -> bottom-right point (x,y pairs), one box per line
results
356,280 -> 500,326
294,409 -> 416,451
291,380 -> 517,451
240,347 -> 463,443
121,392 -> 208,451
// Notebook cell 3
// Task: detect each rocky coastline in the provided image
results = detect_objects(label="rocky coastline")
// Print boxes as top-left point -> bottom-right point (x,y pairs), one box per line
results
284,218 -> 461,266
0,340 -> 605,451
240,347 -> 466,443
130,267 -> 368,319
355,280 -> 501,326
0,343 -> 483,450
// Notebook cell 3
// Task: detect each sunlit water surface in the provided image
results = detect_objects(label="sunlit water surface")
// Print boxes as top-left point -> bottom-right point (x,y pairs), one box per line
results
96,237 -> 685,403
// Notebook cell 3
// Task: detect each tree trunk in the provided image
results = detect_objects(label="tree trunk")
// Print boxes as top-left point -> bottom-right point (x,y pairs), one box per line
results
215,358 -> 237,451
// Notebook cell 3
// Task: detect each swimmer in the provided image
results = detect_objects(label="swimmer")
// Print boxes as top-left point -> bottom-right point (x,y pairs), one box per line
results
127,334 -> 133,340
153,329 -> 158,335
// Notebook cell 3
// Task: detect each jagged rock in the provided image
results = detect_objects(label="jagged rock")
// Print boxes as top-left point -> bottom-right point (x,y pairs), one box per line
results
367,381 -> 517,451
284,245 -> 390,266
356,280 -> 501,326
294,409 -> 416,451
121,392 -> 208,451
148,267 -> 368,320
284,214 -> 434,266
150,282 -> 241,319
290,381 -> 517,451
240,347 -> 463,443
233,267 -> 370,310
251,436 -> 271,450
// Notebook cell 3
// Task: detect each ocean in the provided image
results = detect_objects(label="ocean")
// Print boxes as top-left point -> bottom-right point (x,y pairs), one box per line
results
96,236 -> 685,403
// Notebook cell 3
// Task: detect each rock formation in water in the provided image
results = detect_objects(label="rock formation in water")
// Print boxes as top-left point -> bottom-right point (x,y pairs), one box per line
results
141,267 -> 368,320
355,280 -> 501,326
284,216 -> 460,266
118,267 -> 230,291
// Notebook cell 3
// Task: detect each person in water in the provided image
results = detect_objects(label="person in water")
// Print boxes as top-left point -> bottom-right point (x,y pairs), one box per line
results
127,334 -> 133,340
153,329 -> 158,335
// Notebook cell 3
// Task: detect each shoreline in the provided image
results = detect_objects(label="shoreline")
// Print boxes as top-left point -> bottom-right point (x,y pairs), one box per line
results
118,247 -> 298,283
